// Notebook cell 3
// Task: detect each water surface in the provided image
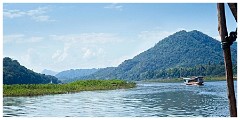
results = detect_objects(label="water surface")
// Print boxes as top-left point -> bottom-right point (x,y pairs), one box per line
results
3,81 -> 237,117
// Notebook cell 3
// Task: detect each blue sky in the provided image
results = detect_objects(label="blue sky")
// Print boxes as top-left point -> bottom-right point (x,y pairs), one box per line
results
3,3 -> 236,72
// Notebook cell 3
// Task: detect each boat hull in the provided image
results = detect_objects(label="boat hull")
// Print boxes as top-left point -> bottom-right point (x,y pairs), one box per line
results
185,82 -> 204,85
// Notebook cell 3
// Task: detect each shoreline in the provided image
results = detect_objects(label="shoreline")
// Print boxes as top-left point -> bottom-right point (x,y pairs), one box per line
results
143,76 -> 237,83
3,80 -> 136,97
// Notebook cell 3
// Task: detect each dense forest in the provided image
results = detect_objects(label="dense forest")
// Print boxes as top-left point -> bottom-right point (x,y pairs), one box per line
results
81,30 -> 237,81
138,63 -> 237,80
3,57 -> 61,85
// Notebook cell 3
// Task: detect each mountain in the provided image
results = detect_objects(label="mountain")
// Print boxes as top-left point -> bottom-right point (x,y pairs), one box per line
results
3,57 -> 61,85
55,68 -> 100,82
83,30 -> 237,81
41,69 -> 58,76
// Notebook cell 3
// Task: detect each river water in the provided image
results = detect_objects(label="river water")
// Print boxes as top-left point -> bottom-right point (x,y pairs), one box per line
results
3,81 -> 237,117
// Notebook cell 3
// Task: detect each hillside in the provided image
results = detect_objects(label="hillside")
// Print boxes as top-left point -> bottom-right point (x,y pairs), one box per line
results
3,57 -> 61,85
55,68 -> 99,82
83,30 -> 237,81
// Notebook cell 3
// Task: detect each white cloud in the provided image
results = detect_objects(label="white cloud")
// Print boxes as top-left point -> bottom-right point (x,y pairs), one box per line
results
3,34 -> 43,43
104,3 -> 123,11
50,33 -> 121,64
49,33 -> 122,44
27,7 -> 47,16
82,48 -> 96,58
32,15 -> 53,22
52,42 -> 71,62
3,34 -> 25,43
58,46 -> 69,62
52,50 -> 62,60
4,29 -> 194,72
3,9 -> 25,18
18,48 -> 43,72
51,49 -> 68,62
28,37 -> 44,43
3,7 -> 55,22
81,47 -> 105,59
48,30 -> 184,70
3,28 -> 222,72
20,48 -> 33,66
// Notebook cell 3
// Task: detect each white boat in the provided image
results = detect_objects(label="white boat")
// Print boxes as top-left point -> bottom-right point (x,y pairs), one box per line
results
183,76 -> 204,85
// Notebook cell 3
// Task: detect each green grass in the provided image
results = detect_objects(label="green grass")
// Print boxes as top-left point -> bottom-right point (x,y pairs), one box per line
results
3,80 -> 136,97
204,76 -> 237,82
143,78 -> 183,83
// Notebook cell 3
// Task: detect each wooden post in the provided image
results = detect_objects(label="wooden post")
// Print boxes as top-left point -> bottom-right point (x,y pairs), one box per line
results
228,3 -> 237,22
217,3 -> 237,117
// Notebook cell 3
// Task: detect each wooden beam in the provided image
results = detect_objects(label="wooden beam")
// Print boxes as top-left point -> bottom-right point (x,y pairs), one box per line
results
228,3 -> 237,22
217,3 -> 237,117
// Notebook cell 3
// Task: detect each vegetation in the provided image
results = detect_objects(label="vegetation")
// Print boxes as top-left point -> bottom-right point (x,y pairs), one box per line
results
55,68 -> 100,83
204,76 -> 237,81
3,57 -> 61,85
140,63 -> 237,79
81,30 -> 237,81
3,80 -> 136,97
144,78 -> 183,83
144,76 -> 237,83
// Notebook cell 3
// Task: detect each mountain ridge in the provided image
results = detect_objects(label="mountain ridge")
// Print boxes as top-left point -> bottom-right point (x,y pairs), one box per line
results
3,57 -> 61,84
81,30 -> 237,81
55,68 -> 100,83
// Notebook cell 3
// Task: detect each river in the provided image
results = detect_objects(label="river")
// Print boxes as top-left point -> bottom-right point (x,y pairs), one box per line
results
3,81 -> 237,117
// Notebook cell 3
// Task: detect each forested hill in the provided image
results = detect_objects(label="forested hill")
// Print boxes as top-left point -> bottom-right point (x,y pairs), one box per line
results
83,30 -> 237,81
3,57 -> 61,85
55,68 -> 99,83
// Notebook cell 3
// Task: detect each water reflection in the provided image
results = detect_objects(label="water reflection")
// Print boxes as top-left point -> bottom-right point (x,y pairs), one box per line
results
3,81 -> 236,117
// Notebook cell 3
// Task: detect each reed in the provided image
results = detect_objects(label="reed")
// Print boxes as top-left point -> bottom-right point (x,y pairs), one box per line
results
3,80 -> 136,97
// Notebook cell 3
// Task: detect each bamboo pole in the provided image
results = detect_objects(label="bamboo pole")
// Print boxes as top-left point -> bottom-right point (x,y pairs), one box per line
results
228,3 -> 237,22
217,3 -> 237,117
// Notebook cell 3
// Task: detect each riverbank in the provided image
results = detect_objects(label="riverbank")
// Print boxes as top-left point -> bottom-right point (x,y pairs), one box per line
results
144,76 -> 237,83
3,80 -> 136,97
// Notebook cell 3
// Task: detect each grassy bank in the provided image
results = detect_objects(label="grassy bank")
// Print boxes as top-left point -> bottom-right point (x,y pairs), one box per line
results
144,76 -> 237,83
204,76 -> 236,81
144,78 -> 182,83
3,80 -> 136,97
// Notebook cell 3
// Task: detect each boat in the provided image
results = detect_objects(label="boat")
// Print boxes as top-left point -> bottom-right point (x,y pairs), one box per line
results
183,76 -> 204,85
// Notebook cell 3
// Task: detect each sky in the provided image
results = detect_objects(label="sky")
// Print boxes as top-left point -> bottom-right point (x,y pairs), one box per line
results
3,3 -> 237,73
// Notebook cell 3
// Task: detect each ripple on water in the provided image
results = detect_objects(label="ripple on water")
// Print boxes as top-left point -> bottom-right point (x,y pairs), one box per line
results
3,81 -> 236,117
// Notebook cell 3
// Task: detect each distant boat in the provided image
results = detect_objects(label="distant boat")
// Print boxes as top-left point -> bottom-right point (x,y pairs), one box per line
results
183,76 -> 204,85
